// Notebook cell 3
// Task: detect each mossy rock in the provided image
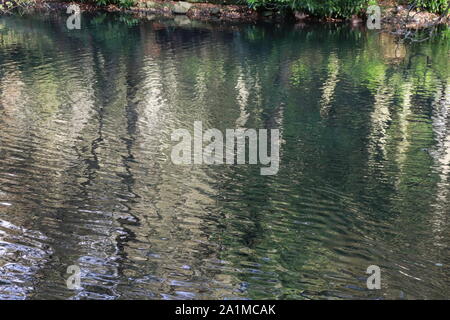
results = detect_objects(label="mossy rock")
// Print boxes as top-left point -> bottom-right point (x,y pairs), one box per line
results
173,1 -> 193,14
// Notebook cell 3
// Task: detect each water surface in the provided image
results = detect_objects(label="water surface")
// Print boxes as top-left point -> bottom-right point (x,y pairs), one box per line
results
0,12 -> 449,299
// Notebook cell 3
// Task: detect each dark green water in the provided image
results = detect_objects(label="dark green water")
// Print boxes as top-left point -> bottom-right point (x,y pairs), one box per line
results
0,12 -> 449,300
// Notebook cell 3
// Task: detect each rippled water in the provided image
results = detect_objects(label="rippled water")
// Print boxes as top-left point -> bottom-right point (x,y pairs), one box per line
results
0,12 -> 449,300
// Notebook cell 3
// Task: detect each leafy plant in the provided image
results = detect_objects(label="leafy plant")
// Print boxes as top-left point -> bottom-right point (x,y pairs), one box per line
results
412,0 -> 449,14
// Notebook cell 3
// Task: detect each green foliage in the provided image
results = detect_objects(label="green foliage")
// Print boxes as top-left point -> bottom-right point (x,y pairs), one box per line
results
246,0 -> 370,18
412,0 -> 450,14
81,0 -> 136,9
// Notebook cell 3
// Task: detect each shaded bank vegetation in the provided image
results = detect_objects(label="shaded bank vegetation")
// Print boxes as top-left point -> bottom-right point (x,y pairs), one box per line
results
1,0 -> 449,18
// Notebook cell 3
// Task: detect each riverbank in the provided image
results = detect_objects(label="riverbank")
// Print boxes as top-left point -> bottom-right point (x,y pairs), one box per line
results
1,6 -> 449,301
3,0 -> 450,27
